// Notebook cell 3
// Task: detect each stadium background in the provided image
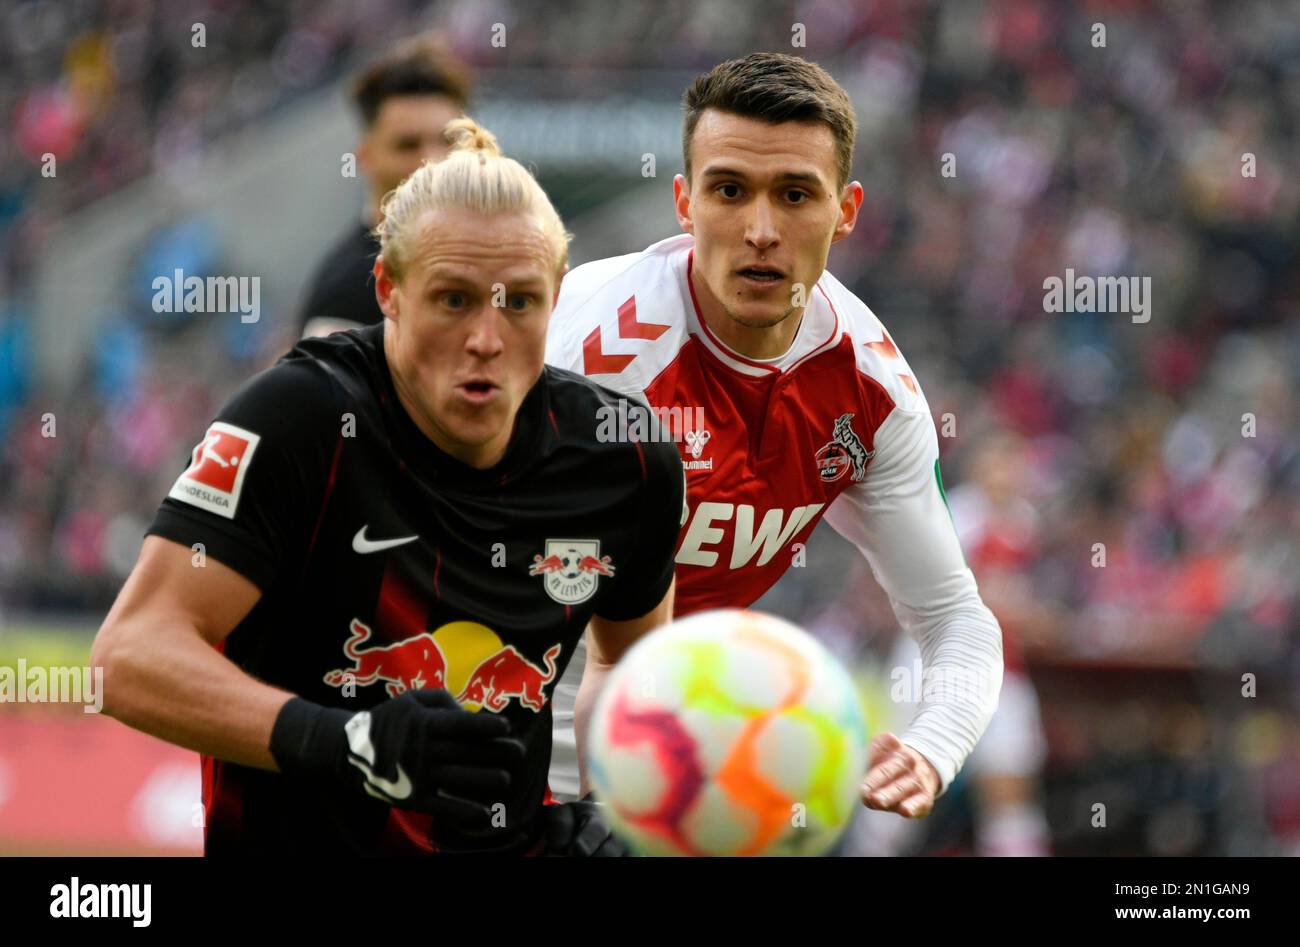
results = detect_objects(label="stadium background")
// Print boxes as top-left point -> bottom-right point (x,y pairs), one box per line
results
0,0 -> 1296,854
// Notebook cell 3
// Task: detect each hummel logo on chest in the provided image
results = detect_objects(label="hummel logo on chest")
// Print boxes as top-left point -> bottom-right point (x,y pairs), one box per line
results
683,428 -> 713,471
352,525 -> 419,555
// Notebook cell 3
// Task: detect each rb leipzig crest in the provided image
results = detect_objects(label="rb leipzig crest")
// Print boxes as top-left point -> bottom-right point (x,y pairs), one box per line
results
529,539 -> 615,605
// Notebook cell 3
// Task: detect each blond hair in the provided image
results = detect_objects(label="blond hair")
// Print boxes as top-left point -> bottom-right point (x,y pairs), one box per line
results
374,117 -> 571,283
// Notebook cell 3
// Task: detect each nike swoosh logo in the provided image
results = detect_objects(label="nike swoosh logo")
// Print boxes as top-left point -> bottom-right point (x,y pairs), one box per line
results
349,757 -> 414,802
344,711 -> 413,801
352,525 -> 418,555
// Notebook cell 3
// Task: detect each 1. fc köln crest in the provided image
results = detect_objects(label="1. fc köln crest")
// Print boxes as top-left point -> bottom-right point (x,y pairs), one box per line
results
530,539 -> 616,605
815,412 -> 874,483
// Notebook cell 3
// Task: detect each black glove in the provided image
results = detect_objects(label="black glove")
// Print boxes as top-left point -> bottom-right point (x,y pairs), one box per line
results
271,689 -> 525,829
544,793 -> 630,857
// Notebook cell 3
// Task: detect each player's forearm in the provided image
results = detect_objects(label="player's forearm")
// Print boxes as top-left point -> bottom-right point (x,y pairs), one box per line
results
897,599 -> 1004,794
93,619 -> 291,771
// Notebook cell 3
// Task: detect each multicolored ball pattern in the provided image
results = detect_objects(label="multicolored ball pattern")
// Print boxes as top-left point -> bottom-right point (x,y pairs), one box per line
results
587,609 -> 868,856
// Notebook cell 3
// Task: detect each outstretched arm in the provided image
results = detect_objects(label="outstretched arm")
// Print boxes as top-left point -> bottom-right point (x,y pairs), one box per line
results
825,404 -> 1004,817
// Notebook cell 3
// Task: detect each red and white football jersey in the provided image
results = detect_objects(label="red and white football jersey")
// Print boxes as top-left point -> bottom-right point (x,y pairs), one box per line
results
545,234 -> 1004,799
548,234 -> 934,614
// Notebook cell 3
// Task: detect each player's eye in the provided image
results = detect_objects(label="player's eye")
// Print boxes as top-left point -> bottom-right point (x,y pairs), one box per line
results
716,183 -> 742,199
786,189 -> 809,204
506,294 -> 533,312
441,292 -> 468,309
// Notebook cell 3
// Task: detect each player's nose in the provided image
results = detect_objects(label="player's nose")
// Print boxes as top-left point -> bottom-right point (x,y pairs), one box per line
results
744,196 -> 780,250
464,303 -> 505,358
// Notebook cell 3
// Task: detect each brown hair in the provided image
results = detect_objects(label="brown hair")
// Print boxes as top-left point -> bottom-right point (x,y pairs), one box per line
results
374,117 -> 571,283
682,53 -> 857,189
352,33 -> 472,128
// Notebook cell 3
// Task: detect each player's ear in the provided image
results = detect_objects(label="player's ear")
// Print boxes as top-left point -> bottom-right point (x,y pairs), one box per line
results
673,174 -> 694,235
374,257 -> 399,322
832,180 -> 864,244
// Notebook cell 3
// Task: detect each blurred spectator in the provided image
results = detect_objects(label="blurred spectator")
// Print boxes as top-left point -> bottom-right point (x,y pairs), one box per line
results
297,31 -> 471,338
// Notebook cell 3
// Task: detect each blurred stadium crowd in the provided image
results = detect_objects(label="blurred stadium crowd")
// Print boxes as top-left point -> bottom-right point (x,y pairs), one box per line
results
0,0 -> 1296,853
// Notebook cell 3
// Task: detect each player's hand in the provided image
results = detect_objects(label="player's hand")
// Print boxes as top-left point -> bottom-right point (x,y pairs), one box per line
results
271,690 -> 526,827
861,732 -> 940,818
543,793 -> 630,856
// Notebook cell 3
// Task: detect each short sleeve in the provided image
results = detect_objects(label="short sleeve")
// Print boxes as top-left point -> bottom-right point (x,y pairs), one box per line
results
146,358 -> 341,592
595,437 -> 685,622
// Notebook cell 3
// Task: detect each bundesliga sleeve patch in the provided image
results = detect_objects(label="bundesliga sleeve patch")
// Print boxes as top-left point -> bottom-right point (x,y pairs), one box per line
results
167,421 -> 261,520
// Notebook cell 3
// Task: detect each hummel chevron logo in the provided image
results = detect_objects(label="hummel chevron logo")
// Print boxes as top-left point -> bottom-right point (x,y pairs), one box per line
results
582,295 -> 671,375
863,329 -> 918,393
352,525 -> 418,555
863,329 -> 899,359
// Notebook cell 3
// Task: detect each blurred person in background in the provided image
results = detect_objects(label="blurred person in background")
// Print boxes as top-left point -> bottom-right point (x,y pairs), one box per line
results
297,33 -> 471,338
928,431 -> 1051,855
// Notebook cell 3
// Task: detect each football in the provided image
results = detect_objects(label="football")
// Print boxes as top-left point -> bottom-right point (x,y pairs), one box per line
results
587,609 -> 868,856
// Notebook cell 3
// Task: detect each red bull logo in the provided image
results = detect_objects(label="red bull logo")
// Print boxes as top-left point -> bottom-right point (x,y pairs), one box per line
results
323,618 -> 562,713
531,539 -> 615,605
458,643 -> 561,712
323,619 -> 447,697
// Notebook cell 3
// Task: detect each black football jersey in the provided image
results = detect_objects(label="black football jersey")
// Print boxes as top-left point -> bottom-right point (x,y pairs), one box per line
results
147,322 -> 684,854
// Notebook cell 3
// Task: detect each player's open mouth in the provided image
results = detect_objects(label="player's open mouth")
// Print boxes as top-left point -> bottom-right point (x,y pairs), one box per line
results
737,266 -> 785,288
456,381 -> 499,403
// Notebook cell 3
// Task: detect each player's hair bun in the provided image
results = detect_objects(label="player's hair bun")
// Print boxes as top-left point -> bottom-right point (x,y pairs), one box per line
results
444,116 -> 501,160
